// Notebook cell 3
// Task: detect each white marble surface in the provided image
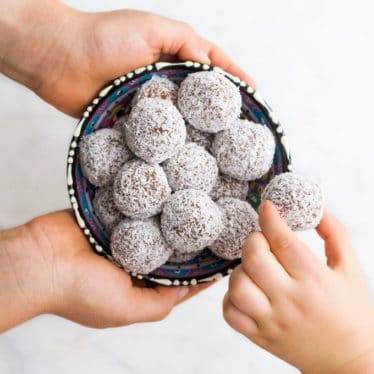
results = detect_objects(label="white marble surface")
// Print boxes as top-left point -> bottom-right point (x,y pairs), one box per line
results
1,0 -> 374,373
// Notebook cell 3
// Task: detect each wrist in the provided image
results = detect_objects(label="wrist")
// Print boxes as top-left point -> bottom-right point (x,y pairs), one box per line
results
302,340 -> 374,374
0,0 -> 78,91
0,222 -> 54,332
330,346 -> 374,374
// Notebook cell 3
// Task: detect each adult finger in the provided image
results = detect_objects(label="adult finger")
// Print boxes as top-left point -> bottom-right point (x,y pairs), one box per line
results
127,285 -> 189,323
199,38 -> 256,88
176,281 -> 215,305
148,16 -> 211,63
148,16 -> 255,88
242,232 -> 292,298
316,209 -> 359,271
259,200 -> 321,278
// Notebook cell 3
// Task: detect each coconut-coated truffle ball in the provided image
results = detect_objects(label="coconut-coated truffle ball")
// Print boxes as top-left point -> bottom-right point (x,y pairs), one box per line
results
185,124 -> 213,149
178,71 -> 241,133
79,128 -> 130,186
210,174 -> 249,201
168,250 -> 203,264
262,173 -> 324,230
161,189 -> 223,253
111,219 -> 172,274
113,159 -> 171,219
125,98 -> 186,163
93,185 -> 124,234
209,197 -> 259,260
133,76 -> 179,105
212,119 -> 275,181
163,143 -> 218,193
113,114 -> 129,132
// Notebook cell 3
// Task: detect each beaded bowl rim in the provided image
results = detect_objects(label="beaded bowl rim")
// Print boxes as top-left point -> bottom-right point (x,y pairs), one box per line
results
66,61 -> 292,286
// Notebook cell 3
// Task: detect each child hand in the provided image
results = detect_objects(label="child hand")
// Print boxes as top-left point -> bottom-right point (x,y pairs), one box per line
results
0,210 -> 210,332
0,1 -> 254,118
223,200 -> 374,373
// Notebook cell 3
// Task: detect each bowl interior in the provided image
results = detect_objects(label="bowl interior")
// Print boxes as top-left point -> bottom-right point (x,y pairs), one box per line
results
68,62 -> 291,286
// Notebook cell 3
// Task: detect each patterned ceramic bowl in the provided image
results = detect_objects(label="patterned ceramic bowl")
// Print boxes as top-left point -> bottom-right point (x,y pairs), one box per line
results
67,61 -> 292,286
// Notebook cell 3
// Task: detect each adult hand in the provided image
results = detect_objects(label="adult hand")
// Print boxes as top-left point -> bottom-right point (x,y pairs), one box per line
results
0,210 -> 210,333
0,1 -> 255,118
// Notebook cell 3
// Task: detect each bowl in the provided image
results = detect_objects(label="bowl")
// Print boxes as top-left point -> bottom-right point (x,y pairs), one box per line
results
67,61 -> 292,286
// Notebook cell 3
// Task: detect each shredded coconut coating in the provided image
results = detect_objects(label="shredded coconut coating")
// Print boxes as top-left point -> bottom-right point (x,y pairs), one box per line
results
113,159 -> 171,219
262,173 -> 324,230
210,174 -> 249,201
93,185 -> 124,234
168,249 -> 203,263
163,143 -> 218,193
111,219 -> 172,274
79,128 -> 130,186
161,189 -> 223,253
185,124 -> 214,149
125,98 -> 186,163
132,76 -> 179,105
177,71 -> 241,133
212,119 -> 276,181
209,197 -> 260,260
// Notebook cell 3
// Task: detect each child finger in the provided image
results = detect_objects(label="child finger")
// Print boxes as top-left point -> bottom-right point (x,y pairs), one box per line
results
223,292 -> 259,338
242,232 -> 293,297
317,209 -> 359,271
259,200 -> 322,278
228,265 -> 272,322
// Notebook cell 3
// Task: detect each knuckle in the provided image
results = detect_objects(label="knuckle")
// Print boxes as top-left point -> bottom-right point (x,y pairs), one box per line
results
243,232 -> 260,251
243,245 -> 261,268
259,320 -> 284,345
228,286 -> 244,310
274,235 -> 292,252
222,298 -> 236,325
228,269 -> 250,308
242,233 -> 267,266
228,267 -> 244,291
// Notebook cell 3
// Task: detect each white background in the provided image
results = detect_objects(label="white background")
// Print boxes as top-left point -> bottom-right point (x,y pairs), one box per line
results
1,0 -> 374,373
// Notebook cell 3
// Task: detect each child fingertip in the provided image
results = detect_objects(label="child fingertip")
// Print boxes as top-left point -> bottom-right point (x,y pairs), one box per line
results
258,199 -> 269,214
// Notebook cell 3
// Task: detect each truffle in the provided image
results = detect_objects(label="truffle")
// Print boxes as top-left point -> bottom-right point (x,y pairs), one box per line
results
168,250 -> 203,264
133,76 -> 179,105
93,185 -> 124,234
113,159 -> 171,219
79,128 -> 130,186
209,197 -> 260,260
163,143 -> 218,193
185,124 -> 213,149
125,98 -> 186,163
111,219 -> 172,274
177,71 -> 241,133
113,114 -> 129,133
210,174 -> 249,201
262,173 -> 324,230
212,119 -> 275,181
161,189 -> 223,253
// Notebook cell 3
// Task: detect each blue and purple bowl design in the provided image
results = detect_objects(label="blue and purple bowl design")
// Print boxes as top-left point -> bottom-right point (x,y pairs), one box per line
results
67,61 -> 292,286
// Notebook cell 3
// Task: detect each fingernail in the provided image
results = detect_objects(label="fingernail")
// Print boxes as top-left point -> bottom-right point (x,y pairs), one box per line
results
197,50 -> 211,64
258,200 -> 268,214
177,286 -> 189,301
